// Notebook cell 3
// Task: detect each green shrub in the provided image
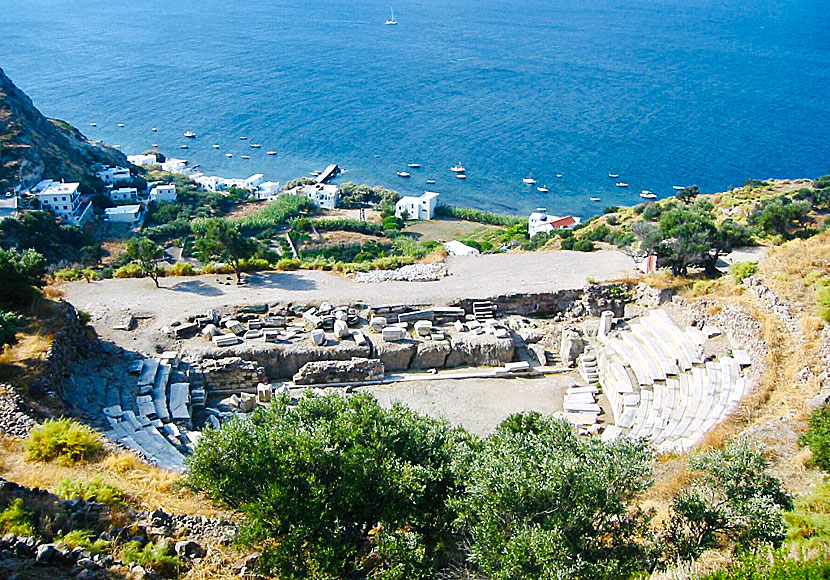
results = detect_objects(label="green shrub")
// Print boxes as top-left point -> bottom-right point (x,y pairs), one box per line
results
703,550 -> 830,580
800,402 -> 830,471
0,498 -> 35,536
0,309 -> 21,348
572,239 -> 596,252
120,539 -> 182,578
53,267 -> 85,282
24,418 -> 103,466
817,277 -> 830,323
56,477 -> 125,507
275,258 -> 301,271
433,204 -> 523,227
164,262 -> 196,277
730,261 -> 758,284
113,263 -> 144,279
59,529 -> 111,554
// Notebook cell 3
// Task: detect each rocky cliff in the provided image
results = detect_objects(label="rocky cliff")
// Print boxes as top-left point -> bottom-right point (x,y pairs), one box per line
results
0,68 -> 128,192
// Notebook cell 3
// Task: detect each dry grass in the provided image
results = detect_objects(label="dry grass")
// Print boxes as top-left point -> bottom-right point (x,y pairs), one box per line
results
0,438 -> 235,518
0,298 -> 67,391
182,542 -> 245,580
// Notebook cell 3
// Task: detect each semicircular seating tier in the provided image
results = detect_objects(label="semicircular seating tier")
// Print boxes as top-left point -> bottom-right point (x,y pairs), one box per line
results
597,309 -> 751,453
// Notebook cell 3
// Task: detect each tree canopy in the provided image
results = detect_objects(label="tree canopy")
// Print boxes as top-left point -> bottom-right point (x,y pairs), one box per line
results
186,393 -> 465,580
192,218 -> 257,283
125,237 -> 163,288
0,247 -> 46,308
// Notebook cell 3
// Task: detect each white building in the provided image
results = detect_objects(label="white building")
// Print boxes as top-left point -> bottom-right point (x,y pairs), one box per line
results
395,191 -> 439,221
528,208 -> 581,237
108,187 -> 138,202
300,183 -> 340,210
34,181 -> 93,226
191,173 -> 225,192
149,184 -> 177,202
95,166 -> 132,185
444,240 -> 480,256
126,153 -> 158,166
245,174 -> 264,188
255,181 -> 281,200
105,204 -> 143,224
159,158 -> 187,173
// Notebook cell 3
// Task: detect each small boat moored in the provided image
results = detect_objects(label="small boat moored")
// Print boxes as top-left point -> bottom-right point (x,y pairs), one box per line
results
640,191 -> 657,199
152,143 -> 159,147
536,185 -> 549,193
608,173 -> 619,178
456,173 -> 467,179
250,143 -> 262,148
213,144 -> 220,148
408,163 -> 421,168
117,123 -> 125,127
590,196 -> 601,202
616,182 -> 628,188
89,122 -> 97,127
451,163 -> 465,173
426,179 -> 436,184
396,171 -> 411,178
239,136 -> 248,140
385,7 -> 398,25
672,185 -> 685,190
151,127 -> 158,132
555,173 -> 563,178
225,153 -> 233,158
523,175 -> 536,185
240,155 -> 250,159
267,151 -> 277,155
184,131 -> 196,138
179,144 -> 189,149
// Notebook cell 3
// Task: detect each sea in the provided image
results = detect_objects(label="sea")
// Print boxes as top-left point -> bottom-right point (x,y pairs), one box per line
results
2,0 -> 828,218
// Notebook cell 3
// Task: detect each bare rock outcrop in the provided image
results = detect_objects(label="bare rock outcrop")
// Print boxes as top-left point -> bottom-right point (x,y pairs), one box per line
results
411,340 -> 452,369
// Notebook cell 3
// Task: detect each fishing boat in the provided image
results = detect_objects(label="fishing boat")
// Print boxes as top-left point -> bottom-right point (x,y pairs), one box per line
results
240,155 -> 250,159
451,163 -> 465,173
152,127 -> 158,132
385,7 -> 398,25
408,163 -> 421,168
641,189 -> 653,195
179,144 -> 189,149
250,143 -> 262,148
616,182 -> 628,188
590,196 -> 601,202
225,153 -> 233,158
117,123 -> 125,127
608,173 -> 619,178
426,179 -> 436,184
456,173 -> 467,179
396,171 -> 411,178
184,131 -> 196,138
555,173 -> 563,178
152,143 -> 158,147
672,185 -> 685,190
89,122 -> 97,127
523,175 -> 536,185
213,144 -> 220,149
239,136 -> 248,140
640,192 -> 657,199
536,185 -> 549,193
267,151 -> 277,155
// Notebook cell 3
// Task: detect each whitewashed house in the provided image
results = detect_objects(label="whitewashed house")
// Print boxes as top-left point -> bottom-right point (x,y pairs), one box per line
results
149,184 -> 177,202
159,158 -> 187,173
127,153 -> 158,166
255,181 -> 281,200
528,208 -> 581,237
395,191 -> 439,220
104,204 -> 143,224
191,174 -> 225,192
245,174 -> 264,188
108,187 -> 138,202
300,183 -> 340,209
34,182 -> 93,226
95,166 -> 131,185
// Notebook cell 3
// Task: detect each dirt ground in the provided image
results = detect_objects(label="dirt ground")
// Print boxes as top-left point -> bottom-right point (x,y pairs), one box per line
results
62,249 -> 636,353
363,374 -> 575,436
405,218 -> 505,243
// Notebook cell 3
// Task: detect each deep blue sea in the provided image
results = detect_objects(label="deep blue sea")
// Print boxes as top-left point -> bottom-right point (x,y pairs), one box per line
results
2,0 -> 828,217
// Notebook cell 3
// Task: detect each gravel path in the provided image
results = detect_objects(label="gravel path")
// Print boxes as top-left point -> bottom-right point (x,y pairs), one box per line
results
63,250 -> 635,350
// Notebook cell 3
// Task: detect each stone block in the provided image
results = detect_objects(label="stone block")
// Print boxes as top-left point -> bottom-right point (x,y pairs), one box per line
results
453,320 -> 467,332
113,315 -> 135,331
382,326 -> 407,342
370,316 -> 388,331
411,340 -> 451,369
303,309 -> 322,328
173,322 -> 199,338
263,330 -> 281,342
414,320 -> 433,336
398,309 -> 434,323
333,319 -> 350,339
293,357 -> 384,385
311,329 -> 326,346
201,324 -> 220,338
213,334 -> 242,347
244,329 -> 263,340
248,320 -> 263,330
263,316 -> 287,328
239,393 -> 258,412
257,383 -> 273,402
430,332 -> 446,341
352,331 -> 367,346
559,330 -> 584,367
599,311 -> 614,337
224,319 -> 245,334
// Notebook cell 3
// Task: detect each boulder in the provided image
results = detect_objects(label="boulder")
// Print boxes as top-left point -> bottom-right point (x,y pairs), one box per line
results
333,319 -> 350,339
559,329 -> 584,367
239,392 -> 258,412
175,539 -> 206,559
293,358 -> 384,385
528,343 -> 548,366
445,333 -> 515,368
411,340 -> 451,369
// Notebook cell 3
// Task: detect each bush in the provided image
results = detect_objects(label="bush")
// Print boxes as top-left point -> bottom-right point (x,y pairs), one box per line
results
0,247 -> 46,308
433,204 -> 523,227
53,267 -> 85,282
0,498 -> 35,536
703,551 -> 830,580
56,477 -> 125,507
801,402 -> 830,471
0,309 -> 20,349
24,418 -> 103,466
164,262 -> 196,277
730,261 -> 758,284
113,263 -> 144,279
382,216 -> 404,230
60,529 -> 111,554
817,277 -> 830,323
572,239 -> 596,252
275,258 -> 301,271
120,539 -> 182,578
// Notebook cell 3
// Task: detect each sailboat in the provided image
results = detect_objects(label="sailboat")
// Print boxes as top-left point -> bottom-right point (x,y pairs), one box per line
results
385,7 -> 398,25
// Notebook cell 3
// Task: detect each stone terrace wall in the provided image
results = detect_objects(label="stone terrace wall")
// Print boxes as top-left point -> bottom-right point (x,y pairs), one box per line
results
32,301 -> 90,397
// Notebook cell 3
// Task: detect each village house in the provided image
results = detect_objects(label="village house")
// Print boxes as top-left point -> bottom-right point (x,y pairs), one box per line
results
126,153 -> 158,166
33,181 -> 94,226
104,204 -> 144,225
159,158 -> 187,173
300,183 -> 340,210
95,166 -> 131,185
255,181 -> 281,200
108,187 -> 138,202
395,191 -> 439,220
528,208 -> 581,237
149,184 -> 177,202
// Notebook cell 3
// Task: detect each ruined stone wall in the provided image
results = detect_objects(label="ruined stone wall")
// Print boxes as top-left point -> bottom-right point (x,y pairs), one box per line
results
189,356 -> 267,392
32,301 -> 90,397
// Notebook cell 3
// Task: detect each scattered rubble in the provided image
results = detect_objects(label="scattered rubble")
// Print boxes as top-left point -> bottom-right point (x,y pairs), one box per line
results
353,263 -> 447,283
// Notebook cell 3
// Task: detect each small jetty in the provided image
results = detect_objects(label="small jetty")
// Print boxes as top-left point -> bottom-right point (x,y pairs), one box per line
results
316,164 -> 340,184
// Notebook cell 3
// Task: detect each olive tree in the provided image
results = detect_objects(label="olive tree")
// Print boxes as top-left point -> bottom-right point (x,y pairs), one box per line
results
125,237 -> 163,288
192,218 -> 256,283
456,413 -> 655,580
